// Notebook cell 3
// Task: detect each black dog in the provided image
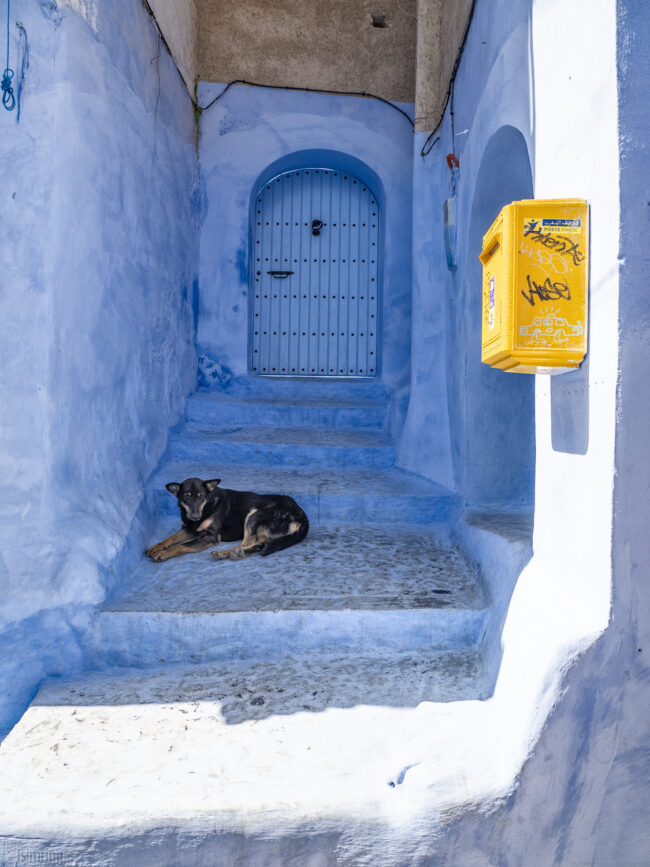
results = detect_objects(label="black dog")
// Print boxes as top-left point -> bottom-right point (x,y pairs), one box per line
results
145,477 -> 309,562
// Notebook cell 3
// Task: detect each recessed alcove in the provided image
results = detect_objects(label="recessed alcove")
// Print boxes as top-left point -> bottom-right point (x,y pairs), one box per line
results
464,125 -> 536,510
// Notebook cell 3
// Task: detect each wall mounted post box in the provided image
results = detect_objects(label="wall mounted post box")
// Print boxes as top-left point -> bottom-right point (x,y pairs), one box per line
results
479,198 -> 589,374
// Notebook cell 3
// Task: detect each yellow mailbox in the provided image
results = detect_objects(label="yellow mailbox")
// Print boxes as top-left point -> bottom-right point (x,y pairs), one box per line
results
480,198 -> 589,373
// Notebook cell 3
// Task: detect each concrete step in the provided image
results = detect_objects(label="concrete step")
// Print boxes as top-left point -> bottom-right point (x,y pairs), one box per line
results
199,375 -> 389,402
149,464 -> 458,525
186,392 -> 388,430
0,650 -> 490,864
168,425 -> 396,469
85,522 -> 487,668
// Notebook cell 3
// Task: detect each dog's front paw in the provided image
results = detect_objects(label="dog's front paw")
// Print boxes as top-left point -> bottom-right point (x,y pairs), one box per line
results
149,548 -> 173,562
145,544 -> 162,559
229,548 -> 247,560
211,549 -> 229,560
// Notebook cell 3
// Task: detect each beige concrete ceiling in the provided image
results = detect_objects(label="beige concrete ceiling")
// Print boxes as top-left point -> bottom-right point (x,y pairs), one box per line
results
196,0 -> 417,104
146,0 -> 199,93
146,0 -> 474,129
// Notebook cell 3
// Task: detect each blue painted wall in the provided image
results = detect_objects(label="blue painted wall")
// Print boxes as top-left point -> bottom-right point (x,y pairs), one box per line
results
398,0 -> 535,507
395,0 -> 649,860
0,2 -> 644,855
196,83 -> 413,394
461,126 -> 535,507
436,1 -> 650,854
0,0 -> 198,734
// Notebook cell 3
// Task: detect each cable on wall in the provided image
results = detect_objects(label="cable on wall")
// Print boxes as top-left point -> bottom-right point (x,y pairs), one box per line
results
198,79 -> 415,128
419,0 -> 479,158
2,0 -> 15,111
15,19 -> 28,121
140,1 -> 414,130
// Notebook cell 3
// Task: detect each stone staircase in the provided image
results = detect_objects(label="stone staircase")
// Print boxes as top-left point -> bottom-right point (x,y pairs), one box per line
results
0,378 -> 494,865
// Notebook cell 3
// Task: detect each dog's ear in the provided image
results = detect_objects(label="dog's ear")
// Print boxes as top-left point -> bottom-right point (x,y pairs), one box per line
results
165,482 -> 180,496
204,479 -> 221,492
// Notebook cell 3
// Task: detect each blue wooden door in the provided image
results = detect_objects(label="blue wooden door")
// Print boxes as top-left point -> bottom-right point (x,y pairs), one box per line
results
250,168 -> 379,377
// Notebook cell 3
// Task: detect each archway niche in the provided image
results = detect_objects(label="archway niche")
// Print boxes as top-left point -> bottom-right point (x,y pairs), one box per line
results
465,126 -> 535,509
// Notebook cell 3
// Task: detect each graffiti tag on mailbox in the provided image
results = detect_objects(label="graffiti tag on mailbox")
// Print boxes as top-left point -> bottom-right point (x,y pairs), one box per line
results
520,274 -> 571,307
523,220 -> 585,268
518,306 -> 584,348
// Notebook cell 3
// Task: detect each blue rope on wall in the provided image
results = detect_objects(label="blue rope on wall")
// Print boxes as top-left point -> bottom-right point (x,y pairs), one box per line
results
2,0 -> 15,111
15,20 -> 28,120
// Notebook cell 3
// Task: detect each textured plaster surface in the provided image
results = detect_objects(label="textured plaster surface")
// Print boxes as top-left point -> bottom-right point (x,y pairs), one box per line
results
461,125 -> 536,507
78,375 -> 481,672
198,374 -> 390,399
150,462 -> 458,526
0,0 -> 197,733
419,2 -> 649,863
170,425 -> 396,469
147,0 -> 198,93
414,0 -> 474,131
395,0 -> 634,862
197,83 -> 413,393
184,424 -> 394,448
188,392 -> 389,428
0,654 -> 498,864
400,11 -> 537,501
197,0 -> 416,102
0,660 -> 511,864
107,522 -> 485,613
402,0 -> 617,640
0,0 -> 642,860
152,462 -> 456,500
414,0 -> 441,130
38,652 -> 485,716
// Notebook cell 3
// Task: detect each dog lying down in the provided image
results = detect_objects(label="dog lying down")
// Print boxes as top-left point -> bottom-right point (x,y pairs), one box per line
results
145,477 -> 309,562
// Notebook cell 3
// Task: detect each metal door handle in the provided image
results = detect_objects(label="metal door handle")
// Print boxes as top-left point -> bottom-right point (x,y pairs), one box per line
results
267,270 -> 294,278
311,219 -> 324,236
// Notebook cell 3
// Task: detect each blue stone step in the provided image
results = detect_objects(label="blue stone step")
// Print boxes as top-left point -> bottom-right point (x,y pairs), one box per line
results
168,425 -> 396,469
86,523 -> 488,669
149,464 -> 458,525
200,375 -> 389,402
187,393 -> 388,430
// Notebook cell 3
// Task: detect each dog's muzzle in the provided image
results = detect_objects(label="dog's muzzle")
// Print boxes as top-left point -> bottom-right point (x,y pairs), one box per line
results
182,502 -> 204,523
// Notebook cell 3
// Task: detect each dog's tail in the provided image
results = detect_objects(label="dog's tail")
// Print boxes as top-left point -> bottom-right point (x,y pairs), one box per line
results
260,513 -> 309,557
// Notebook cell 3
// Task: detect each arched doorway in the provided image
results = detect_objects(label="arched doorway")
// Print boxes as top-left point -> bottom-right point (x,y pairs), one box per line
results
250,166 -> 381,378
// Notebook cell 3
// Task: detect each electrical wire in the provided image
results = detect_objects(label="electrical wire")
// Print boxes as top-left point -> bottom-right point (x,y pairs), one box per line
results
140,0 -> 414,129
419,0 -> 479,157
198,79 -> 414,128
15,20 -> 29,121
140,0 -> 478,143
420,133 -> 440,157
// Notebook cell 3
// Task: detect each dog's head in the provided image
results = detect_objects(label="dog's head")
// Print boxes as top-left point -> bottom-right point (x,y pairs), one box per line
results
166,477 -> 221,524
